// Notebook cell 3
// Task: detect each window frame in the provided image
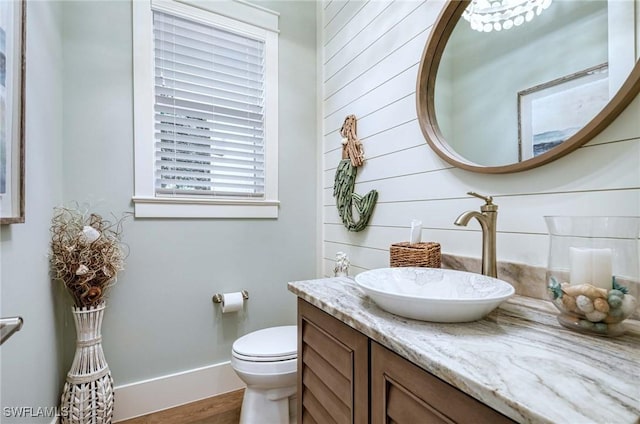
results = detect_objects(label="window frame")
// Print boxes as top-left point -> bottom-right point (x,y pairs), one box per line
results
132,0 -> 279,218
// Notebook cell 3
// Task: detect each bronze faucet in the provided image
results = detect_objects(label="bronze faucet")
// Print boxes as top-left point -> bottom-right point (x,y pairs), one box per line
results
454,192 -> 498,278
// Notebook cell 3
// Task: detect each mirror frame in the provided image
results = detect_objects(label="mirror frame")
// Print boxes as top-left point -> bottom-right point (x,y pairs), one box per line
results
417,0 -> 640,174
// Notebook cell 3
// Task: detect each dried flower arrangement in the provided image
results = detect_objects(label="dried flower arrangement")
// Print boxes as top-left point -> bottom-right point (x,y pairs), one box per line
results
50,206 -> 128,308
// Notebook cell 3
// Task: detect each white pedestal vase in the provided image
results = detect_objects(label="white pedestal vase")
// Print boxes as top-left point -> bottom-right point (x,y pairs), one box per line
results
60,302 -> 114,424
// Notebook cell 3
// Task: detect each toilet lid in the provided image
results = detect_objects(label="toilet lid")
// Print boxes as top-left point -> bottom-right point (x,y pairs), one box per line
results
232,325 -> 297,361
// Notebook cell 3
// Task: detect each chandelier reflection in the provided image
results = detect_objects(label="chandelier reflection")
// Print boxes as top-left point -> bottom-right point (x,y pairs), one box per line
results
463,0 -> 553,33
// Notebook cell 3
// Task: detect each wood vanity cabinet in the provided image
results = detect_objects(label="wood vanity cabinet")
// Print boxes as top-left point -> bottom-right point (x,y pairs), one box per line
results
298,299 -> 515,424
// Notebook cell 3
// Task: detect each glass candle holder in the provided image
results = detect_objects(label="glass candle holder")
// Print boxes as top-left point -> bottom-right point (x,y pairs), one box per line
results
545,216 -> 639,337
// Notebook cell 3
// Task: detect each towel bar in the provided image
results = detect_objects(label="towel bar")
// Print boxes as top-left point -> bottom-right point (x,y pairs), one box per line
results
0,316 -> 23,345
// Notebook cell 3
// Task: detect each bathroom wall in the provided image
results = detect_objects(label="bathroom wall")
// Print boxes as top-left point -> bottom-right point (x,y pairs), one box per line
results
0,1 -> 66,422
321,1 -> 640,279
61,0 -> 316,400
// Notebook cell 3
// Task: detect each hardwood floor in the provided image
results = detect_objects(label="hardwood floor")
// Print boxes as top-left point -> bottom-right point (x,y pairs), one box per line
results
119,389 -> 243,424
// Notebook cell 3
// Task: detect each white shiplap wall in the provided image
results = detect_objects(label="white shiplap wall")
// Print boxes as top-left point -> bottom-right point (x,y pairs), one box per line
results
321,0 -> 640,277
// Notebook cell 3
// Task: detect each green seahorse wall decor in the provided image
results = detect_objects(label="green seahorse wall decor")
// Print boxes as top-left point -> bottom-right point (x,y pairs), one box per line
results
333,115 -> 378,232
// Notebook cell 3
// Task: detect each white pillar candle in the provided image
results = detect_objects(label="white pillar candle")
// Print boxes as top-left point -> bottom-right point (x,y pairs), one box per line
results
569,247 -> 612,289
590,248 -> 613,289
570,248 -> 592,285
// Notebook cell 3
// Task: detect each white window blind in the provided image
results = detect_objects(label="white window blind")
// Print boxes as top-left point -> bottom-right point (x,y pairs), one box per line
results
153,11 -> 266,199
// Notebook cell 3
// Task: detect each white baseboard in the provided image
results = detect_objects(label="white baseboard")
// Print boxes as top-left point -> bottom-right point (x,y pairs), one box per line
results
113,361 -> 245,422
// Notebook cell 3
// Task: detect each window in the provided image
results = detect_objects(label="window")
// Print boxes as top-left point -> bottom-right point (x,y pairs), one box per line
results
133,0 -> 279,218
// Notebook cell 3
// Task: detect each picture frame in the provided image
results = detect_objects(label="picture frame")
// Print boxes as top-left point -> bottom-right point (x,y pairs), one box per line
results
518,63 -> 609,162
0,0 -> 26,224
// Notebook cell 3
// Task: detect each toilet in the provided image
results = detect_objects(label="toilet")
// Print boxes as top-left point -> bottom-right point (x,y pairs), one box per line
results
231,325 -> 298,424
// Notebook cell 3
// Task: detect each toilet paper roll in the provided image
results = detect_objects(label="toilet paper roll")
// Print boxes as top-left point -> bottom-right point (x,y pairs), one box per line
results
221,292 -> 244,313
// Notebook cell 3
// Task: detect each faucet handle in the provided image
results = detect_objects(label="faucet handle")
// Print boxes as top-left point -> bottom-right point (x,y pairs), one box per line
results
467,191 -> 493,205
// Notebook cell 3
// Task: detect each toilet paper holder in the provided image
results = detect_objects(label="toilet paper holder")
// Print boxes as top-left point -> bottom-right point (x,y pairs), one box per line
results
212,290 -> 249,304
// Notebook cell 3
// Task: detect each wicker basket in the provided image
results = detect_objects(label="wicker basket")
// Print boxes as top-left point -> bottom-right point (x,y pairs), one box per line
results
390,242 -> 441,268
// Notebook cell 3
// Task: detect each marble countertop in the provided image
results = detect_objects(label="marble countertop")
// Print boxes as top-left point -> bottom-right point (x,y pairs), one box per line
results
288,277 -> 640,424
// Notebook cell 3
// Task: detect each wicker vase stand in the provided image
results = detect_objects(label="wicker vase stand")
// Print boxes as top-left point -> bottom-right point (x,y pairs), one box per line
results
60,302 -> 114,424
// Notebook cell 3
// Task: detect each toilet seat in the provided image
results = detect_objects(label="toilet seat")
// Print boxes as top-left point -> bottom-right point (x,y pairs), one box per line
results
232,325 -> 297,362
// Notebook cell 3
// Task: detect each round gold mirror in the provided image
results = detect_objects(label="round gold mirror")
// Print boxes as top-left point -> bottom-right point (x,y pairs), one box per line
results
417,0 -> 640,173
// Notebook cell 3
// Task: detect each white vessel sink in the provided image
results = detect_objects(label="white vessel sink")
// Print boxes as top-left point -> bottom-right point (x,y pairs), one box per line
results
354,268 -> 515,323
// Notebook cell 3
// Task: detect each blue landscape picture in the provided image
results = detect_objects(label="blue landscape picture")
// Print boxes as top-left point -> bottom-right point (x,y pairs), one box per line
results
532,127 -> 580,156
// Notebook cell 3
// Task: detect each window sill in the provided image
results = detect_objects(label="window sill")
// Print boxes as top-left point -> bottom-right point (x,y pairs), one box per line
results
132,196 -> 279,218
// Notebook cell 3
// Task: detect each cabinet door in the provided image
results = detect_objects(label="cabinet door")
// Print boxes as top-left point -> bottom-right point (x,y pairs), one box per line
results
371,342 -> 515,424
298,299 -> 369,424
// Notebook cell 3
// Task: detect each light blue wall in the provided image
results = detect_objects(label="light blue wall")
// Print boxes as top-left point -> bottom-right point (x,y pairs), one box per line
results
0,1 -> 66,422
61,0 -> 317,385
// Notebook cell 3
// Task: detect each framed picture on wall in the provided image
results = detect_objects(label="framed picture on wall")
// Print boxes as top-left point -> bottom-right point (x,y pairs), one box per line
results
518,63 -> 609,162
0,0 -> 25,224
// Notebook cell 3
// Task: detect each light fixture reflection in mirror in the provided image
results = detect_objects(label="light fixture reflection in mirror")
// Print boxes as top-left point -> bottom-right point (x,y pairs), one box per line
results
416,0 -> 640,174
463,0 -> 553,33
